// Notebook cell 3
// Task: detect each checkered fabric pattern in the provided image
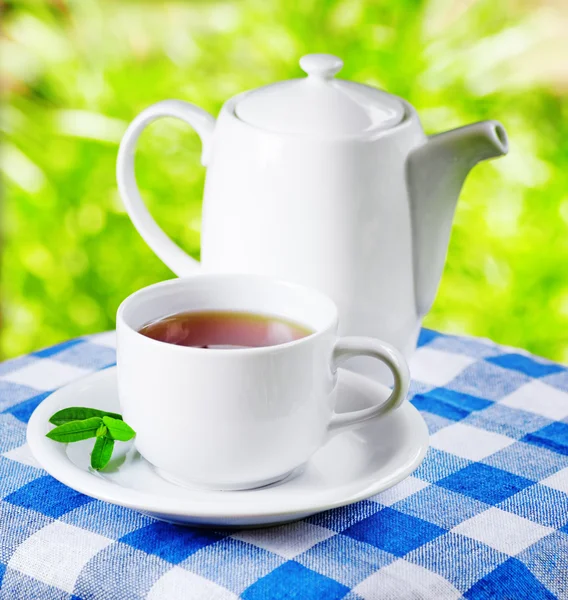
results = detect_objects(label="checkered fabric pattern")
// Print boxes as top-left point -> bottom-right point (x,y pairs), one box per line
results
0,329 -> 567,599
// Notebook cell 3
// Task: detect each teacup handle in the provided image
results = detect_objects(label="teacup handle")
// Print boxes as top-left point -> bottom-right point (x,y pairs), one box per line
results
116,100 -> 216,277
329,337 -> 410,433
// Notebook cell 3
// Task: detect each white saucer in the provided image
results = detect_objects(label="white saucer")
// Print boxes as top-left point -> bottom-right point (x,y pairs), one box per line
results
27,367 -> 428,527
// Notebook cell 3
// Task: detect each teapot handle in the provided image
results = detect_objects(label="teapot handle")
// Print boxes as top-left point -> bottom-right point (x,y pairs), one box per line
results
116,100 -> 216,276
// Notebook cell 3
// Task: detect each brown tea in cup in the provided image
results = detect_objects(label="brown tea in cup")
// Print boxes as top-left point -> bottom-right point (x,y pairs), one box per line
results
138,310 -> 313,349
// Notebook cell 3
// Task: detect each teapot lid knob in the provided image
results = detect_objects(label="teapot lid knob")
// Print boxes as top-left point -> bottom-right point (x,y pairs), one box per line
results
299,54 -> 343,80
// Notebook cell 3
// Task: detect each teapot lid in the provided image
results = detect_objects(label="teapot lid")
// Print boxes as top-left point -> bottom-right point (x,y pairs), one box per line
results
234,54 -> 404,136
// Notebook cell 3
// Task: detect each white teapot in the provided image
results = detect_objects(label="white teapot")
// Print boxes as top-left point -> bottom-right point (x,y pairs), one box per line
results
117,53 -> 508,379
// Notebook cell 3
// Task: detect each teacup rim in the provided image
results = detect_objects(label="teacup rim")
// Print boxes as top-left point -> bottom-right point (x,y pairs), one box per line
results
116,273 -> 339,356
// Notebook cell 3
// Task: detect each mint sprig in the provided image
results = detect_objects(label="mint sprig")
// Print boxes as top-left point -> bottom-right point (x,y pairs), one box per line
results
46,406 -> 135,471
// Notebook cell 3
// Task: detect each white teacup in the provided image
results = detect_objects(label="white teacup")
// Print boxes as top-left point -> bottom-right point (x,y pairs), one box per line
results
116,274 -> 410,490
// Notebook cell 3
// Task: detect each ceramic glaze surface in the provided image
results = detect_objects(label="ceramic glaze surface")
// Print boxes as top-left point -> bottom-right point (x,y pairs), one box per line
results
27,367 -> 428,527
116,53 -> 509,382
116,275 -> 409,490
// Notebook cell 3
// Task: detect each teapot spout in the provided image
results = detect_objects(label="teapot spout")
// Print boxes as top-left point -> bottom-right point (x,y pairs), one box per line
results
408,120 -> 508,317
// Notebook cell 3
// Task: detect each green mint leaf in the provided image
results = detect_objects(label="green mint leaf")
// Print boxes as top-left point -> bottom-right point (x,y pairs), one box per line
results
90,435 -> 114,470
96,424 -> 108,438
49,407 -> 123,425
46,417 -> 103,443
102,416 -> 136,441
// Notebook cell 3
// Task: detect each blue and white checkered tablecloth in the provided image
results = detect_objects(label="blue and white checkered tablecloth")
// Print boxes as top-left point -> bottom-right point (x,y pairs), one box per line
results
0,329 -> 567,599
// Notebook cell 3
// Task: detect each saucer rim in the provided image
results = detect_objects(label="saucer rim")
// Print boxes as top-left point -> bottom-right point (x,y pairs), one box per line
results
27,367 -> 429,521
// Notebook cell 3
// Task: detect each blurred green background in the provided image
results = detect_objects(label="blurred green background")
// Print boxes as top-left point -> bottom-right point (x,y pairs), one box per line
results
1,0 -> 567,362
